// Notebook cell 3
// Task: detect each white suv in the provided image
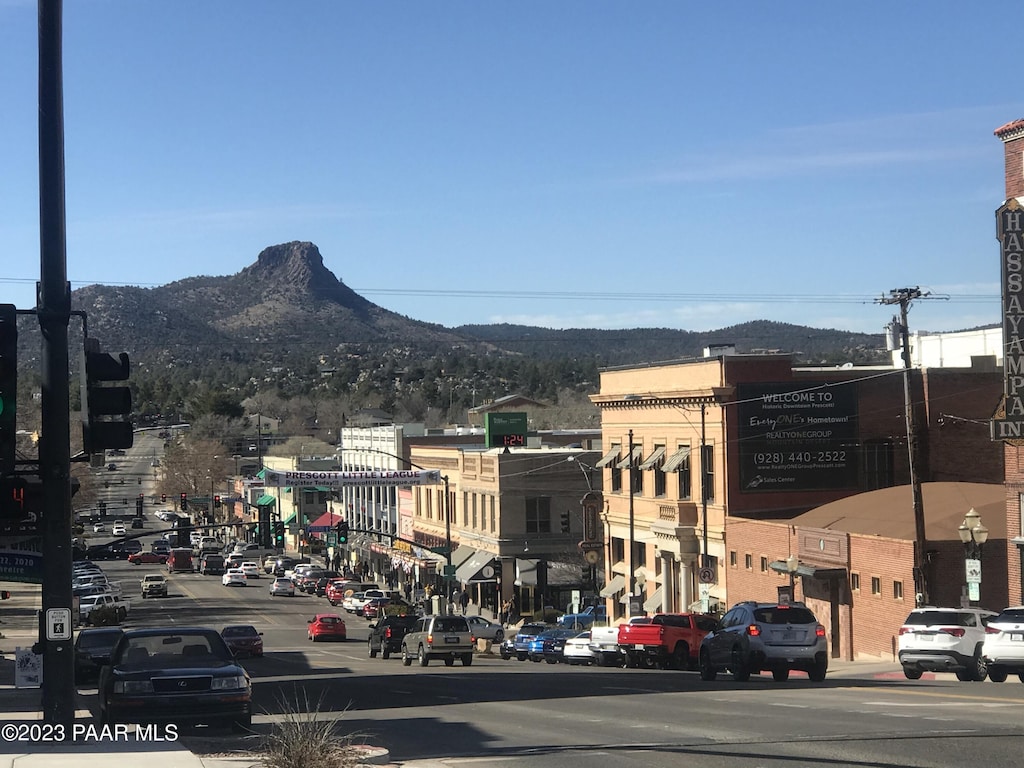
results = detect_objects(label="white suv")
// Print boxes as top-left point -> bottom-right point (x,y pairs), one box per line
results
981,606 -> 1024,682
897,606 -> 996,681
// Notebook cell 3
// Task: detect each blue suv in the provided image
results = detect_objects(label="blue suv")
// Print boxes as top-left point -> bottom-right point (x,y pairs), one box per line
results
513,622 -> 550,662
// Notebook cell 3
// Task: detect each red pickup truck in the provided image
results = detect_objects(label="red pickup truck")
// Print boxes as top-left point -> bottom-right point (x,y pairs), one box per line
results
617,613 -> 718,669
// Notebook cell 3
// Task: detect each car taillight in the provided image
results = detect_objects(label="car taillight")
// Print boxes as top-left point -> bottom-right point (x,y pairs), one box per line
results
898,626 -> 912,635
986,626 -> 1001,634
470,634 -> 476,643
427,634 -> 433,645
815,624 -> 826,637
385,627 -> 392,638
940,627 -> 965,637
747,624 -> 761,637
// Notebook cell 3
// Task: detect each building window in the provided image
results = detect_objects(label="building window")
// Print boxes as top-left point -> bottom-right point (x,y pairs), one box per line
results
893,580 -> 904,600
744,553 -> 753,570
525,497 -> 551,533
851,573 -> 860,592
701,444 -> 715,503
871,576 -> 881,596
729,550 -> 737,567
611,463 -> 622,493
471,494 -> 478,529
631,463 -> 644,496
461,492 -> 468,527
489,497 -> 496,532
611,537 -> 624,564
677,451 -> 692,500
760,556 -> 768,573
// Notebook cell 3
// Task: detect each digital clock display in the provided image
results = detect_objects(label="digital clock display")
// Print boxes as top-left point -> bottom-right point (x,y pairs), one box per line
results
501,434 -> 525,446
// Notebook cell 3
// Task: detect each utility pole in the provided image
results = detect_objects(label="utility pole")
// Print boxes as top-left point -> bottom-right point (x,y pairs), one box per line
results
878,287 -> 931,607
627,429 -> 635,603
38,0 -> 76,726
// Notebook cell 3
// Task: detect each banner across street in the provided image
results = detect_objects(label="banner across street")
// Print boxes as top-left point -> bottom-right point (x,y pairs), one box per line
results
261,468 -> 442,488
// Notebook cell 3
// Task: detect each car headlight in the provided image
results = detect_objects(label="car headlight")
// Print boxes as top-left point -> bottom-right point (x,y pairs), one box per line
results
211,675 -> 248,691
113,680 -> 154,694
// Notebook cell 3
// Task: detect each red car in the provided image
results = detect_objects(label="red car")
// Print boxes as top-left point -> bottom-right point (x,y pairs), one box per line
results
324,579 -> 349,606
362,598 -> 391,619
127,551 -> 167,565
307,613 -> 347,642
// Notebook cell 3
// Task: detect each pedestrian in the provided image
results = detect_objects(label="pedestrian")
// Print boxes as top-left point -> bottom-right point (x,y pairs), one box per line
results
500,598 -> 512,627
459,588 -> 469,616
450,587 -> 461,614
403,582 -> 412,602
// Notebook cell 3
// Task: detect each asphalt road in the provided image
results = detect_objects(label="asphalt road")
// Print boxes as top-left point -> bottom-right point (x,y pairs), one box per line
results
55,558 -> 1024,768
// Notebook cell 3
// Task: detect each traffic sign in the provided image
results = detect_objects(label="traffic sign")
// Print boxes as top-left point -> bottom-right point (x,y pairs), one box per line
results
46,608 -> 71,641
698,566 -> 715,584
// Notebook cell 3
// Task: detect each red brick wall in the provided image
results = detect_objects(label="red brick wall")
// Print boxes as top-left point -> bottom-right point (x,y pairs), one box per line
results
1004,444 -> 1024,605
848,535 -> 915,659
1003,134 -> 1024,199
922,370 -> 1004,483
724,519 -> 795,605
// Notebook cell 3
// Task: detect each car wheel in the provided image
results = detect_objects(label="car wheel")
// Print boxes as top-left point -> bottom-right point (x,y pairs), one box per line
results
623,652 -> 638,668
368,642 -> 377,659
141,594 -> 146,599
902,665 -> 923,680
671,642 -> 689,670
418,645 -> 429,667
444,657 -> 455,667
516,653 -> 527,662
546,658 -> 558,664
494,629 -> 504,642
382,648 -> 391,660
462,653 -> 473,666
402,646 -> 412,667
772,668 -> 790,682
699,649 -> 717,681
967,648 -> 988,681
808,655 -> 828,683
988,665 -> 1008,682
730,648 -> 750,682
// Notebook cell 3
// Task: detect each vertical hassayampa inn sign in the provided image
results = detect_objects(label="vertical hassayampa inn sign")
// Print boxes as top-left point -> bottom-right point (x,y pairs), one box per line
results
992,199 -> 1024,440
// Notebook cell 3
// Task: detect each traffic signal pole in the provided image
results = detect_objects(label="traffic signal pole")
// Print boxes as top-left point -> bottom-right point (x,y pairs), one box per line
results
38,0 -> 76,726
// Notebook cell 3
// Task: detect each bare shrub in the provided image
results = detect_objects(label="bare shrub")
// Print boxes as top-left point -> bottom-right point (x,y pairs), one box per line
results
260,688 -> 366,768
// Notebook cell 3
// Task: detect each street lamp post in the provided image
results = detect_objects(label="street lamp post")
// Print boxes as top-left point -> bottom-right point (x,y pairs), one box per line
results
958,507 -> 988,605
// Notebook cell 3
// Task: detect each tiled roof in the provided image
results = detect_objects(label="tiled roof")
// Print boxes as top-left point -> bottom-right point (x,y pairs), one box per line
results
994,119 -> 1024,140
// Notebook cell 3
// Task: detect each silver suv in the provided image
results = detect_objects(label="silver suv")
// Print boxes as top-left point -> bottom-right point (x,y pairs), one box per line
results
401,615 -> 475,667
699,601 -> 828,682
898,606 -> 996,681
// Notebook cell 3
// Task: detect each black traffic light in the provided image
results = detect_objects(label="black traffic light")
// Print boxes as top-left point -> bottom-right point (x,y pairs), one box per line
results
136,494 -> 144,516
336,520 -> 349,544
81,337 -> 133,453
98,500 -> 106,518
214,495 -> 221,508
176,515 -> 192,548
180,492 -> 188,511
161,493 -> 166,504
0,305 -> 17,479
560,510 -> 571,534
273,521 -> 284,547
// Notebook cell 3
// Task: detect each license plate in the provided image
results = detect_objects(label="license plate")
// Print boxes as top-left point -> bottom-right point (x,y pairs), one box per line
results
781,631 -> 795,641
445,636 -> 460,644
1011,633 -> 1023,642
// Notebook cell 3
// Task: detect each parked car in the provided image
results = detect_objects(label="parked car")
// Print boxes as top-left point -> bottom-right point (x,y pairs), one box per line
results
498,636 -> 516,660
699,601 -> 828,682
898,606 -> 996,681
982,606 -> 1024,682
343,591 -> 370,614
362,598 -> 392,620
466,615 -> 504,643
512,622 -> 551,662
97,627 -> 252,730
563,631 -> 595,665
307,613 -> 348,642
220,625 -> 264,658
222,568 -> 247,587
558,605 -> 608,629
367,614 -> 419,660
528,628 -> 579,663
269,577 -> 295,597
401,614 -> 475,667
74,627 -> 125,682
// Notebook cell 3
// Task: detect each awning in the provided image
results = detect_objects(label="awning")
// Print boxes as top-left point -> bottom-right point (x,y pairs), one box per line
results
256,469 -> 266,479
662,446 -> 691,473
515,558 -> 538,587
450,544 -> 478,568
639,446 -> 666,470
616,446 -> 643,469
455,549 -> 497,584
255,494 -> 276,506
599,574 -> 626,597
643,586 -> 664,613
314,486 -> 331,492
306,511 -> 343,531
768,559 -> 816,578
282,510 -> 297,525
595,445 -> 621,468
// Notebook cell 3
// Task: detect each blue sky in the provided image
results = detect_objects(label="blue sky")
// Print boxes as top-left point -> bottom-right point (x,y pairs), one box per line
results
0,2 -> 1016,335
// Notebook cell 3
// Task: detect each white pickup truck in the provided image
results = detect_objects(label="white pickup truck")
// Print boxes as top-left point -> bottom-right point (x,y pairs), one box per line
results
140,573 -> 168,598
79,593 -> 131,625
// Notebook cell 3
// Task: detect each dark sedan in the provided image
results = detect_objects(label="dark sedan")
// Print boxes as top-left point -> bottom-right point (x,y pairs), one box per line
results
529,628 -> 579,663
74,627 -> 124,682
220,625 -> 264,658
98,627 -> 252,731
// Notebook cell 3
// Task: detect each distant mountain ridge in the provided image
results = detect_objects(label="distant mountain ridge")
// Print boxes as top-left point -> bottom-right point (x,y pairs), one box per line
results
53,240 -> 885,369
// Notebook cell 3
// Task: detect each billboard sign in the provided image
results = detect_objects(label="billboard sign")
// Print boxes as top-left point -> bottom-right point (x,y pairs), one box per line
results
737,382 -> 859,492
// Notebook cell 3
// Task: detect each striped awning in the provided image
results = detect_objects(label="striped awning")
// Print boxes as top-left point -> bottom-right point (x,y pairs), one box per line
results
662,446 -> 691,473
255,494 -> 276,506
599,574 -> 626,598
639,446 -> 666,470
616,446 -> 643,469
595,445 -> 621,468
